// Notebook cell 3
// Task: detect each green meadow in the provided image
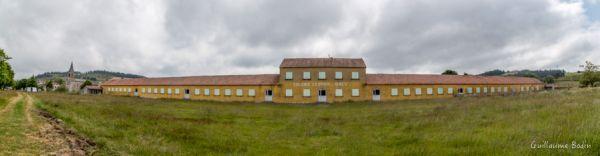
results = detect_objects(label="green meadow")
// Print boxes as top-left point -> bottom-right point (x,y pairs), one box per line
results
2,88 -> 599,155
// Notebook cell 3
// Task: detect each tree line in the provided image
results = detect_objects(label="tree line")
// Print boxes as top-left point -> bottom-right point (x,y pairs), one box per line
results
441,63 -> 599,87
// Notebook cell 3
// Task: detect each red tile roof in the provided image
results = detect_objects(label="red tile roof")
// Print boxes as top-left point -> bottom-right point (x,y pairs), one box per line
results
366,74 -> 543,85
280,58 -> 366,68
101,74 -> 279,86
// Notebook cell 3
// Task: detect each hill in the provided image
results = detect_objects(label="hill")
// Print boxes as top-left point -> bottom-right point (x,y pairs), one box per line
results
35,70 -> 145,82
479,69 -> 566,79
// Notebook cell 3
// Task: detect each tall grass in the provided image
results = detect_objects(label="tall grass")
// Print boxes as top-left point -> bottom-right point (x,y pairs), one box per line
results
33,88 -> 600,155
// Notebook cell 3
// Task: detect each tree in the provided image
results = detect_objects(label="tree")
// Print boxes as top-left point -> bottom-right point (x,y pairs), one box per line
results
479,69 -> 505,76
80,80 -> 92,89
442,70 -> 458,75
0,48 -> 14,89
54,78 -> 65,85
27,76 -> 37,88
45,80 -> 54,90
580,61 -> 600,87
463,72 -> 469,75
543,75 -> 555,84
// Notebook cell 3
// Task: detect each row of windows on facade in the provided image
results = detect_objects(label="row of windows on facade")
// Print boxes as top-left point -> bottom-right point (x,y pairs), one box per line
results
107,85 -> 539,97
283,86 -> 541,97
107,88 -> 258,97
284,71 -> 360,80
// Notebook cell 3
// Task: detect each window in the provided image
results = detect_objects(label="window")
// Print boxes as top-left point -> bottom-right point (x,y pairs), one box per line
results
335,72 -> 343,80
225,89 -> 231,96
335,89 -> 343,97
285,89 -> 293,97
491,87 -> 495,93
236,89 -> 243,96
521,86 -> 524,91
248,89 -> 256,96
351,72 -> 359,80
467,88 -> 473,94
437,88 -> 443,94
303,72 -> 311,80
160,88 -> 165,94
351,89 -> 360,97
167,88 -> 172,94
476,87 -> 480,93
391,88 -> 398,96
142,88 -> 145,93
127,88 -> 131,93
194,89 -> 200,95
285,72 -> 293,80
204,89 -> 210,95
175,88 -> 180,94
503,87 -> 508,93
427,88 -> 433,95
448,87 -> 454,94
303,89 -> 311,97
214,89 -> 220,96
415,88 -> 422,95
318,72 -> 326,80
483,87 -> 487,93
154,88 -> 158,94
403,88 -> 411,96
147,88 -> 151,93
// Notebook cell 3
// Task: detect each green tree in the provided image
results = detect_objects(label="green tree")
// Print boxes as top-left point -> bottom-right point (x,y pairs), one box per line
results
543,75 -> 555,84
442,70 -> 458,75
580,61 -> 600,87
45,80 -> 54,90
27,76 -> 37,88
80,80 -> 92,89
54,78 -> 65,85
0,48 -> 15,89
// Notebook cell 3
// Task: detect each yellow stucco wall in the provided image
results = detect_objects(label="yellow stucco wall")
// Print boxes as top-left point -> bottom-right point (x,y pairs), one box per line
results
275,67 -> 367,103
103,85 -> 279,103
102,83 -> 544,103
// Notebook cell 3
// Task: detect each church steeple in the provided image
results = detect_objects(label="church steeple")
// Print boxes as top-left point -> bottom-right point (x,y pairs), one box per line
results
67,62 -> 75,79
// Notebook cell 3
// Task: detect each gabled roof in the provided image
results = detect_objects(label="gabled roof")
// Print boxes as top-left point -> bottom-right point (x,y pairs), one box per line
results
366,74 -> 543,85
102,74 -> 279,86
280,58 -> 366,68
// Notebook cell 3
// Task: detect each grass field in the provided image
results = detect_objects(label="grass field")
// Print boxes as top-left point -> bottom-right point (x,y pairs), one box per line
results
19,88 -> 600,155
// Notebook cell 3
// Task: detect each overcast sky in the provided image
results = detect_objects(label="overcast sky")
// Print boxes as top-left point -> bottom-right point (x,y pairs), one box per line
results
1,0 -> 599,79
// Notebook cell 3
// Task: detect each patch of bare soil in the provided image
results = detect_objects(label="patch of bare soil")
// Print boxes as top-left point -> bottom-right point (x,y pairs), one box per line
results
27,95 -> 96,155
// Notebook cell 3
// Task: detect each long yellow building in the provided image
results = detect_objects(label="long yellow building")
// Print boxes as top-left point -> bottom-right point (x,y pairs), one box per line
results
101,58 -> 544,103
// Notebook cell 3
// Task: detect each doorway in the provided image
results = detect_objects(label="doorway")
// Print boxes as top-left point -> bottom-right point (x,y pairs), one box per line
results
265,89 -> 273,102
372,89 -> 381,101
184,89 -> 190,100
318,89 -> 327,103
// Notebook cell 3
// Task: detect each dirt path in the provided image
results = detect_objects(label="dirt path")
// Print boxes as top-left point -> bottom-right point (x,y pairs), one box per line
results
0,93 -> 95,155
25,94 -> 96,155
0,92 -> 22,115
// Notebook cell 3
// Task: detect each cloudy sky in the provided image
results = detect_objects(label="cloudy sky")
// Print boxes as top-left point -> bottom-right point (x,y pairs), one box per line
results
1,0 -> 599,79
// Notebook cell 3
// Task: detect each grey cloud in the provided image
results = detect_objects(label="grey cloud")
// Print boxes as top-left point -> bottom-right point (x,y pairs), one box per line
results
0,0 -> 598,79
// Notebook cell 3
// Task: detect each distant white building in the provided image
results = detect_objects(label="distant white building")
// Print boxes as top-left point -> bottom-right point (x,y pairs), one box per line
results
25,87 -> 38,92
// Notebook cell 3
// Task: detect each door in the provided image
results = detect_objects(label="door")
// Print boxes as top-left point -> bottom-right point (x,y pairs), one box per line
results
372,89 -> 381,101
265,89 -> 273,102
134,88 -> 139,96
318,89 -> 327,103
184,89 -> 190,100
